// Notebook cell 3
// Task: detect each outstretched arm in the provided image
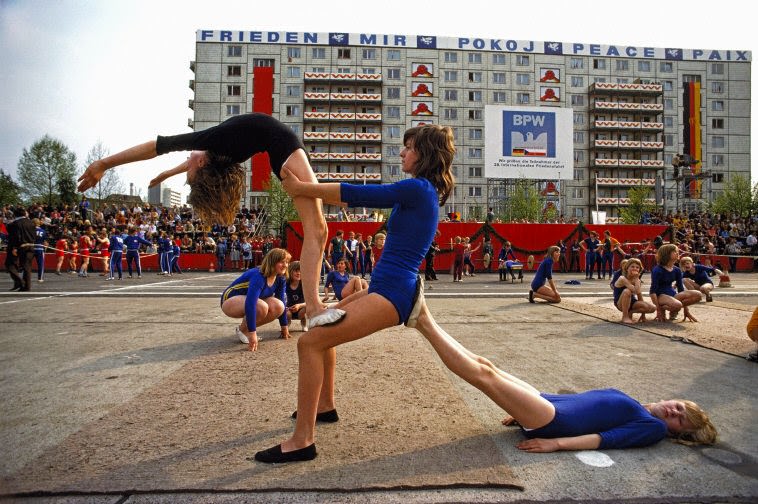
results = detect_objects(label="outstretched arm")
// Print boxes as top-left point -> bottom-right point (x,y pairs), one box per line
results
281,166 -> 343,204
516,434 -> 601,453
78,141 -> 158,192
149,160 -> 189,188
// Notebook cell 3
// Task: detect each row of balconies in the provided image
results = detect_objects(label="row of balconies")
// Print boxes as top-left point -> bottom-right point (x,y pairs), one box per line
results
314,172 -> 382,182
591,120 -> 664,132
304,132 -> 382,142
309,152 -> 382,162
589,82 -> 663,95
592,140 -> 664,150
304,72 -> 383,82
304,92 -> 382,102
592,158 -> 665,169
595,177 -> 656,187
304,111 -> 382,122
591,101 -> 663,113
595,197 -> 657,206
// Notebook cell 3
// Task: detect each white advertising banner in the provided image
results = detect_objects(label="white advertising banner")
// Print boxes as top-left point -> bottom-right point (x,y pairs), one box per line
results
484,106 -> 574,180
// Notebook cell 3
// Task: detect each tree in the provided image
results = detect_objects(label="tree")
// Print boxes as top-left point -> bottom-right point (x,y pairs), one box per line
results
262,177 -> 297,237
0,169 -> 22,205
17,135 -> 77,206
620,186 -> 656,224
504,179 -> 543,222
82,141 -> 125,201
57,176 -> 79,207
711,174 -> 756,218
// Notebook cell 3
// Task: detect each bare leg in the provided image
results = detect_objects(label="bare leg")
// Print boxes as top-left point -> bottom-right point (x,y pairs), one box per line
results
534,285 -> 561,303
618,289 -> 634,324
413,302 -> 555,429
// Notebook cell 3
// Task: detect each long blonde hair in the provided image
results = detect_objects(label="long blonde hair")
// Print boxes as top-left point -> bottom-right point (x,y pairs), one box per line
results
259,248 -> 291,278
671,400 -> 718,446
403,125 -> 456,206
187,154 -> 244,226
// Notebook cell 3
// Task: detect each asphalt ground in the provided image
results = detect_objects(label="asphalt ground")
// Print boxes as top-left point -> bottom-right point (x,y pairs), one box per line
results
1,269 -> 757,503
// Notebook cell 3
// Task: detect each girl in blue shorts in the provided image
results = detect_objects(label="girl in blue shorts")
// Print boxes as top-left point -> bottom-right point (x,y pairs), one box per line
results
255,124 -> 455,463
528,246 -> 561,304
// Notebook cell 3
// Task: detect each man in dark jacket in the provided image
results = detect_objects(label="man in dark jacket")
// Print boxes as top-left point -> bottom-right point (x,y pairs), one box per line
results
6,207 -> 37,291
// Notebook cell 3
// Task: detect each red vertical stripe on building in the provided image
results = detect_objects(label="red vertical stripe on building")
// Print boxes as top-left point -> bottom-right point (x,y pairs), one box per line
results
251,66 -> 274,191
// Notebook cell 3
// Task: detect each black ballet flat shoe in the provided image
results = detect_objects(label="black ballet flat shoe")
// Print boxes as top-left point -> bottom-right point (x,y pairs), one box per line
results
528,290 -> 535,303
253,443 -> 317,463
291,409 -> 339,423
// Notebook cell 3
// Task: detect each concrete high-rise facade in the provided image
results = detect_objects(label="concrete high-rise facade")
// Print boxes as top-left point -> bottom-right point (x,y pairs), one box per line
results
190,30 -> 751,222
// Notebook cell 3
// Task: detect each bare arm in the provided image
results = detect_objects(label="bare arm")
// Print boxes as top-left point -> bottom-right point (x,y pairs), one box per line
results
280,167 -> 343,205
517,434 -> 602,453
149,160 -> 189,188
78,141 -> 158,192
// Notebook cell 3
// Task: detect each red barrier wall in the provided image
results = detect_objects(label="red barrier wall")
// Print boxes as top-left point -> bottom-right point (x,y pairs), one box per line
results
0,252 -> 217,274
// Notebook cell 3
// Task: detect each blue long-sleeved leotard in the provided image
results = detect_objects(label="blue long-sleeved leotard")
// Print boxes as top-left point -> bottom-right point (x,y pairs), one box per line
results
220,268 -> 287,331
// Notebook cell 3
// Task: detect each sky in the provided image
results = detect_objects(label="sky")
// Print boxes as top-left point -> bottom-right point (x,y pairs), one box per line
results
0,0 -> 755,203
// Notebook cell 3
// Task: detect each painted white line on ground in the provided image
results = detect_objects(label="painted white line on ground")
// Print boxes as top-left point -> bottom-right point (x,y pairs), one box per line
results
575,451 -> 615,467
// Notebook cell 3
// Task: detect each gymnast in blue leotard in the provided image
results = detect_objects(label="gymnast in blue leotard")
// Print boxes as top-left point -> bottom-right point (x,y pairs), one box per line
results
528,246 -> 561,304
648,244 -> 701,322
255,124 -> 455,463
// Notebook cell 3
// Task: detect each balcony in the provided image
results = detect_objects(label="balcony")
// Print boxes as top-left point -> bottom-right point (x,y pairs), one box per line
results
595,177 -> 656,187
304,72 -> 383,83
189,79 -> 195,90
591,101 -> 664,114
592,140 -> 664,151
596,197 -> 657,206
592,159 -> 665,169
303,111 -> 382,122
589,82 -> 663,95
591,120 -> 665,132
308,152 -> 382,162
189,61 -> 195,72
188,99 -> 194,110
304,92 -> 382,103
314,172 -> 383,182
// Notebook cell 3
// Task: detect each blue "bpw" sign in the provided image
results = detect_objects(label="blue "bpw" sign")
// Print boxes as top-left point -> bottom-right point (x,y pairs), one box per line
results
502,111 -> 556,158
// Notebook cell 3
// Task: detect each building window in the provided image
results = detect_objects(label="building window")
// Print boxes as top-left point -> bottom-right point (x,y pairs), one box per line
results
493,91 -> 506,103
362,67 -> 376,74
468,148 -> 482,158
712,118 -> 724,129
285,85 -> 301,97
387,145 -> 400,157
570,95 -> 584,106
516,54 -> 529,66
386,106 -> 400,118
312,47 -> 325,59
492,53 -> 506,65
362,48 -> 376,59
227,65 -> 242,76
468,71 -> 482,83
712,173 -> 724,183
711,63 -> 724,74
287,47 -> 301,59
337,48 -> 351,59
468,53 -> 482,63
285,105 -> 300,116
573,113 -> 585,125
616,78 -> 629,84
386,87 -> 401,99
444,70 -> 458,82
469,128 -> 483,140
468,186 -> 482,197
444,90 -> 458,101
517,93 -> 530,104
638,60 -> 651,72
311,66 -> 325,72
286,66 -> 301,78
711,100 -> 724,112
712,154 -> 724,166
593,59 -> 606,69
570,57 -> 584,69
573,151 -> 584,163
660,61 -> 673,72
593,76 -> 607,83
468,90 -> 482,102
664,116 -> 674,127
468,109 -> 482,120
711,81 -> 724,93
227,85 -> 241,96
615,60 -> 629,71
389,165 -> 400,176
387,68 -> 400,79
388,125 -> 401,138
444,108 -> 458,120
573,131 -> 584,143
664,134 -> 674,146
573,208 -> 584,218
712,136 -> 725,148
572,188 -> 584,199
444,51 -> 458,63
664,98 -> 674,110
226,104 -> 241,115
468,166 -> 482,177
227,45 -> 242,57
492,72 -> 506,84
516,73 -> 530,85
570,76 -> 583,87
254,58 -> 274,67
337,67 -> 351,73
386,49 -> 401,61
663,80 -> 674,91
574,168 -> 585,179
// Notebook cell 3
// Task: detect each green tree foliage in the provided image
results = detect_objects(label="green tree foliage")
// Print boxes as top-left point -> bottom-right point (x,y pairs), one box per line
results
57,176 -> 79,207
17,135 -> 77,206
82,141 -> 125,201
0,169 -> 22,205
504,179 -> 543,222
263,176 -> 298,236
711,174 -> 756,218
620,186 -> 656,224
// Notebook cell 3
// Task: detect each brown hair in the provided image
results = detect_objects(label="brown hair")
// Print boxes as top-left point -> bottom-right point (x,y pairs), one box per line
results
187,153 -> 244,226
259,248 -> 291,278
287,260 -> 301,278
656,243 -> 678,266
546,245 -> 560,258
403,125 -> 456,206
622,257 -> 642,276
